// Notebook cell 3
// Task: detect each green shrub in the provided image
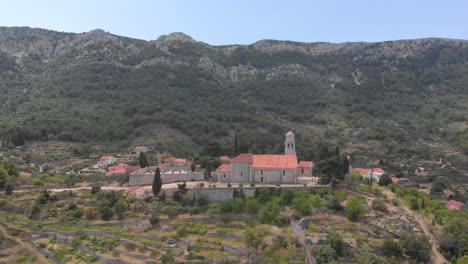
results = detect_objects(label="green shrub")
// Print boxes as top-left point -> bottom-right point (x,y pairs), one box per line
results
176,227 -> 188,237
307,223 -> 316,232
124,242 -> 136,251
4,182 -> 13,195
227,183 -> 232,188
91,185 -> 101,194
98,202 -> 114,221
345,196 -> 366,222
149,212 -> 160,225
245,197 -> 260,214
71,209 -> 83,219
371,199 -> 387,212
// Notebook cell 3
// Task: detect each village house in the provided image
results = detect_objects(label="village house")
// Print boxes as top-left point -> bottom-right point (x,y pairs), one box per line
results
217,131 -> 314,184
163,157 -> 190,167
134,146 -> 148,153
98,156 -> 117,168
353,167 -> 385,181
106,163 -> 140,176
446,200 -> 464,210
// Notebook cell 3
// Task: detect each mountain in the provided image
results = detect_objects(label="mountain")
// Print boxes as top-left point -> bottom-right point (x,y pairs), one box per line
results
0,26 -> 467,165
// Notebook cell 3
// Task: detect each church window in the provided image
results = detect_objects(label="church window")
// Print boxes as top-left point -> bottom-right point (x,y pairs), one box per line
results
261,170 -> 263,175
283,170 -> 285,176
223,174 -> 226,178
301,168 -> 304,173
241,172 -> 243,176
261,177 -> 264,183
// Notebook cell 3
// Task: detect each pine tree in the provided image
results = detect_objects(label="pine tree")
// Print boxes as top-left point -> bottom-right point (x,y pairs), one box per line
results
139,151 -> 149,168
152,167 -> 162,197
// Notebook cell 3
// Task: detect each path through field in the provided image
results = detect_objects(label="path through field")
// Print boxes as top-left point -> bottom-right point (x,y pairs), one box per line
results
381,189 -> 447,264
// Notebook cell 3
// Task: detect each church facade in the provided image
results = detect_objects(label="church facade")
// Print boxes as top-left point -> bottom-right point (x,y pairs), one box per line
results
217,131 -> 314,184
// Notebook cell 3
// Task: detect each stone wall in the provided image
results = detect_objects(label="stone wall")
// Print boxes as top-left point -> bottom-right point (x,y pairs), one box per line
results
252,168 -> 296,184
129,170 -> 204,186
192,186 -> 315,203
191,187 -> 256,203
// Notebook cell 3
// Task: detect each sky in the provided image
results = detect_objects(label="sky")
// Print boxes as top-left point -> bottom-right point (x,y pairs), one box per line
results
0,0 -> 467,45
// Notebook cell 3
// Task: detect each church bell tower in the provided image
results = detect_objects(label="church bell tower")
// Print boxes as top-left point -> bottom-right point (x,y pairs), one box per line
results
285,131 -> 296,155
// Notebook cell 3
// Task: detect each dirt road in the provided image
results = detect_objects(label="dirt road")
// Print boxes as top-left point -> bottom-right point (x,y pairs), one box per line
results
382,189 -> 447,264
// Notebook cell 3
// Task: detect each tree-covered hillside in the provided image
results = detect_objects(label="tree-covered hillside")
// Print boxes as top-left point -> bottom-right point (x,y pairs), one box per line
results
0,27 -> 467,165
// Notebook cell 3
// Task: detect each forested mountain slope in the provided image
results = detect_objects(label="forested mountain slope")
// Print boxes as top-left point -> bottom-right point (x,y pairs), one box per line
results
0,27 -> 467,164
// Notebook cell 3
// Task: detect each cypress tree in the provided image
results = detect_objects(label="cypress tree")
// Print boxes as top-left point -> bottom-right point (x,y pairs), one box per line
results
152,167 -> 162,197
233,133 -> 239,155
139,151 -> 149,168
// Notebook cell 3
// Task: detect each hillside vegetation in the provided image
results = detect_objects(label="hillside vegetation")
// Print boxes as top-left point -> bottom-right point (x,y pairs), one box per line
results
0,27 -> 467,165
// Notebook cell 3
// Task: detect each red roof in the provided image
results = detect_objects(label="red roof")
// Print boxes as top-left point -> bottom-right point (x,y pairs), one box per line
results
353,168 -> 370,174
217,164 -> 232,172
175,158 -> 188,164
446,200 -> 464,210
391,177 -> 400,183
135,146 -> 146,149
298,161 -> 314,168
251,155 -> 298,169
220,156 -> 231,161
164,157 -> 177,162
107,167 -> 126,176
100,156 -> 114,160
232,153 -> 253,163
373,168 -> 385,173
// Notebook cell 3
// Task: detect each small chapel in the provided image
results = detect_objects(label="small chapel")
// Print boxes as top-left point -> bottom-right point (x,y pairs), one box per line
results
217,131 -> 314,184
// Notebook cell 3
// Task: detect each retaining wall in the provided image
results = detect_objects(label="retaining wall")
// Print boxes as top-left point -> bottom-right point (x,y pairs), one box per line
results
129,172 -> 204,186
192,186 -> 315,202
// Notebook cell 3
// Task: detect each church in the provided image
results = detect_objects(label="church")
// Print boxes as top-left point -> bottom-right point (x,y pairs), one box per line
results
217,131 -> 314,184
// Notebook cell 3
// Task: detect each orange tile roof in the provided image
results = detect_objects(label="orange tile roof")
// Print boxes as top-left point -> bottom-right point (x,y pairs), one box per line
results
220,156 -> 231,161
353,168 -> 370,174
135,146 -> 146,149
107,167 -> 126,176
391,177 -> 400,183
251,155 -> 298,169
298,161 -> 314,168
373,168 -> 385,173
217,164 -> 232,172
100,156 -> 114,160
232,153 -> 253,163
446,200 -> 464,210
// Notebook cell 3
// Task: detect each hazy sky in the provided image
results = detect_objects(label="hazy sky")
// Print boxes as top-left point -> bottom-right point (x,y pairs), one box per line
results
1,0 -> 467,45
